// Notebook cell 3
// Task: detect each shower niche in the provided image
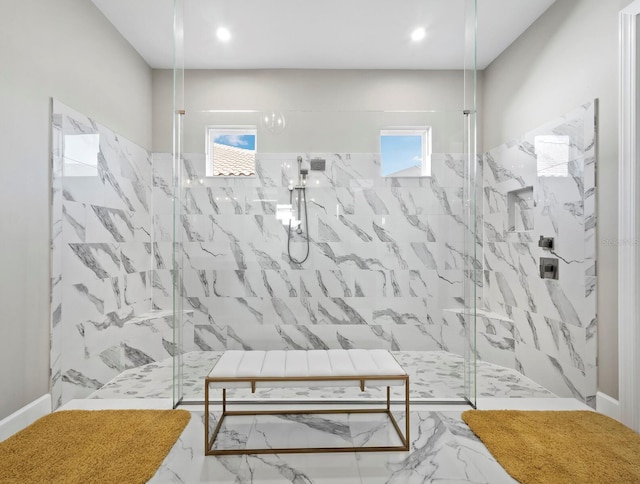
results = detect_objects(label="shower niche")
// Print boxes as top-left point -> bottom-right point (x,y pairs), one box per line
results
507,186 -> 534,232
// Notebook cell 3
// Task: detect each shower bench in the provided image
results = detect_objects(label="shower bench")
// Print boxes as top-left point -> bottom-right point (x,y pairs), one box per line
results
204,349 -> 410,455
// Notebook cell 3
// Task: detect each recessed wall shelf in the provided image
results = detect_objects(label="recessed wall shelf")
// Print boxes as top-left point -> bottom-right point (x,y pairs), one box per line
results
507,186 -> 534,232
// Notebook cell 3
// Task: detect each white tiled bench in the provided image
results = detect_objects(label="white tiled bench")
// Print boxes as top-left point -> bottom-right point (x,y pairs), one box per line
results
204,349 -> 410,455
120,309 -> 194,364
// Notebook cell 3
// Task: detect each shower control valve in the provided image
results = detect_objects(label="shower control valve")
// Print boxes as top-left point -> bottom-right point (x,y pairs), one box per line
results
539,257 -> 559,279
538,236 -> 554,249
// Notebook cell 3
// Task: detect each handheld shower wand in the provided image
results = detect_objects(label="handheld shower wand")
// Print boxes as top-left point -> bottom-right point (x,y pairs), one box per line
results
288,155 -> 310,264
296,156 -> 303,233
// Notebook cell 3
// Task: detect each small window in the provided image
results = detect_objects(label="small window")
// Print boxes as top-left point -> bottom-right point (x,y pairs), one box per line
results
206,126 -> 257,177
380,128 -> 431,177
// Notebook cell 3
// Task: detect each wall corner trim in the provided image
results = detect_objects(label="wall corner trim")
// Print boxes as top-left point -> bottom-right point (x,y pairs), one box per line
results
618,1 -> 640,434
0,394 -> 52,442
596,391 -> 621,421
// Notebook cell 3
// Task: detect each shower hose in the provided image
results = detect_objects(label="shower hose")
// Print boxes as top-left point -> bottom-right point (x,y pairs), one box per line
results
287,186 -> 310,264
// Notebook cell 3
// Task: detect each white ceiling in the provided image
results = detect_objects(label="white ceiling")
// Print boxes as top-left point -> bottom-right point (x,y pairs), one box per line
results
92,0 -> 556,70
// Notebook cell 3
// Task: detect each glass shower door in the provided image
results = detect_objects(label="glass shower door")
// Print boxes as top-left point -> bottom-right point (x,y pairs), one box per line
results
169,0 -> 479,407
172,0 -> 185,408
462,0 -> 478,407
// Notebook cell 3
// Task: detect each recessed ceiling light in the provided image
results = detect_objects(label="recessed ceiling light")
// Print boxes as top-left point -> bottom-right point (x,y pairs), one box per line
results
216,27 -> 231,42
411,28 -> 426,42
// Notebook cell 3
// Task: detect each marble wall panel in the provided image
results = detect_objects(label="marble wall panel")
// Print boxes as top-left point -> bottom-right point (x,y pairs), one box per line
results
52,105 -> 480,405
50,111 -> 64,410
50,101 -> 172,407
481,101 -> 597,405
156,150 -> 472,357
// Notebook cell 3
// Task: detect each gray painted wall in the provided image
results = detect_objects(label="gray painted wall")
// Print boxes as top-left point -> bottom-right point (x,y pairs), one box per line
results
482,0 -> 633,399
0,0 -> 152,420
152,69 -> 483,153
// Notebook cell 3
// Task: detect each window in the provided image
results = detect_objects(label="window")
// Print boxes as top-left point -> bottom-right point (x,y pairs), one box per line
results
380,128 -> 431,177
206,126 -> 257,177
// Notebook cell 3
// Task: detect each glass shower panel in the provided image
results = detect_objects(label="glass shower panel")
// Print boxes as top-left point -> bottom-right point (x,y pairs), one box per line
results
172,0 -> 478,406
172,0 -> 185,408
462,0 -> 478,407
176,108 -> 473,403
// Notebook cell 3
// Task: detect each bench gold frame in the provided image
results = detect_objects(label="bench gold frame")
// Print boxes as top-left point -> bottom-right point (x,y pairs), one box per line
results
204,374 -> 410,455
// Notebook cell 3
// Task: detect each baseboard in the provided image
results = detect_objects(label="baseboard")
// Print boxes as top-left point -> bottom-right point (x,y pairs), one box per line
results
0,394 -> 51,442
596,391 -> 620,421
59,398 -> 174,411
476,398 -> 592,411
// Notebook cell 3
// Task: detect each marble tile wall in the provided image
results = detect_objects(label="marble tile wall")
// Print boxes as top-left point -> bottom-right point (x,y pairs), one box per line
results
480,101 -> 597,405
152,151 -> 478,357
50,100 -> 168,408
50,100 -> 593,406
50,102 -> 479,406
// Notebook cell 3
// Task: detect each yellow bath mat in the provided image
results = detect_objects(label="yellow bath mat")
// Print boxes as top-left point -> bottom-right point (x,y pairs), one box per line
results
462,410 -> 640,483
0,409 -> 190,483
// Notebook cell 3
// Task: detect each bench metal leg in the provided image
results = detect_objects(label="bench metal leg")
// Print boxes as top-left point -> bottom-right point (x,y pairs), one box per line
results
406,375 -> 410,449
386,386 -> 390,410
204,380 -> 209,453
386,376 -> 410,452
205,375 -> 411,455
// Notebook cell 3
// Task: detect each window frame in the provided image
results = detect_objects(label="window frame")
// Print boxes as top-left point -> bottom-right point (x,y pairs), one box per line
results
380,127 -> 432,177
205,125 -> 257,177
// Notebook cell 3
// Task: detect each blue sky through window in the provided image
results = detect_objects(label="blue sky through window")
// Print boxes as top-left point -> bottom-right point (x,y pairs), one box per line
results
380,135 -> 423,176
214,134 -> 256,150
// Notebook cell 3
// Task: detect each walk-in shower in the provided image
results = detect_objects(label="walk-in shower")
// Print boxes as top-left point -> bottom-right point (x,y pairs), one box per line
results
165,0 -> 480,409
163,99 -> 482,409
47,0 -> 485,411
287,156 -> 310,264
42,0 -> 601,420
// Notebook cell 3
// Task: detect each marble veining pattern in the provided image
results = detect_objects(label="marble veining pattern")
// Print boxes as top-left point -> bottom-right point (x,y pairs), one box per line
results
152,150 -> 474,367
51,100 -> 593,410
481,101 -> 598,405
50,101 -> 187,408
150,409 -> 517,483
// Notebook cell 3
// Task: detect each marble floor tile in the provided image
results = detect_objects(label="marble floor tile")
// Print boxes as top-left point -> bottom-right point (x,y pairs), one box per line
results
246,413 -> 353,450
91,350 -> 555,402
348,412 -> 404,448
150,410 -> 516,483
209,413 -> 255,451
55,399 -> 588,483
354,412 -> 484,484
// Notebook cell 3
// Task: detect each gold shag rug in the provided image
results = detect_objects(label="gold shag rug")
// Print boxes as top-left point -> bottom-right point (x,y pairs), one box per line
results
0,409 -> 190,484
462,410 -> 640,484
